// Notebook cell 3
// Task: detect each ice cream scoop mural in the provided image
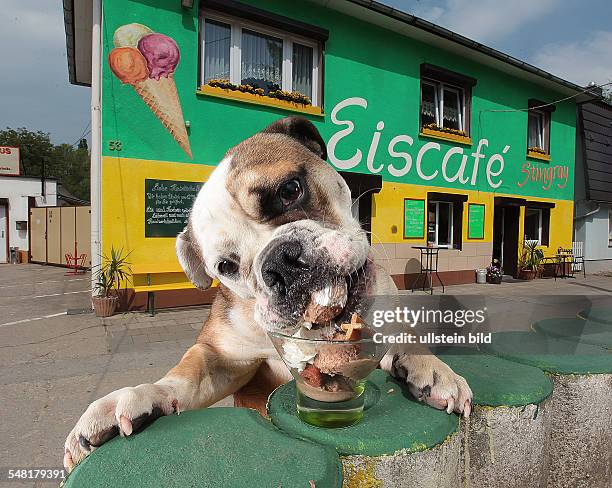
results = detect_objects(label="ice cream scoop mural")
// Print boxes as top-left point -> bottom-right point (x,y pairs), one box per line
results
108,24 -> 192,158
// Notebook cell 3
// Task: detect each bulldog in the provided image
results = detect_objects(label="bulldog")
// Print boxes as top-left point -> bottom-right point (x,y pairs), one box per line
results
63,116 -> 472,471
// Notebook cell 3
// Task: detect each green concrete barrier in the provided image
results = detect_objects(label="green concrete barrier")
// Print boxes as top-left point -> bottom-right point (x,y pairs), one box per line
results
268,370 -> 461,488
481,331 -> 612,488
438,348 -> 553,488
61,335 -> 610,488
62,407 -> 342,488
533,317 -> 612,348
577,306 -> 612,325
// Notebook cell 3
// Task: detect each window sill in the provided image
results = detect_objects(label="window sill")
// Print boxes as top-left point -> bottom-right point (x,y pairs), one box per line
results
420,127 -> 472,146
196,85 -> 324,117
527,150 -> 551,162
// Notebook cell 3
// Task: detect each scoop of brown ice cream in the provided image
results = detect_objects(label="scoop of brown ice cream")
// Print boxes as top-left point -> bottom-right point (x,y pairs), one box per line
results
302,282 -> 348,324
313,343 -> 360,375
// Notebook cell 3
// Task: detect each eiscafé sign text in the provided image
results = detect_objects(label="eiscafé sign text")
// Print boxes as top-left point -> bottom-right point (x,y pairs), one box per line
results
0,146 -> 20,176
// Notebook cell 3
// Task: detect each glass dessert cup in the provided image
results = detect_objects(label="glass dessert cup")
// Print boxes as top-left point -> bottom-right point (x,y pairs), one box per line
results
269,326 -> 392,428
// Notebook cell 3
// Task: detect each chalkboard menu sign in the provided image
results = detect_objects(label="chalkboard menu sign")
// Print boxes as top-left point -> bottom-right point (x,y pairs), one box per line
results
403,198 -> 425,239
468,203 -> 485,239
145,179 -> 202,237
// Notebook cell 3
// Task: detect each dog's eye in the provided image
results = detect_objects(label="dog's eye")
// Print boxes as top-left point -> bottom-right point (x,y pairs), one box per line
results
217,259 -> 239,276
279,179 -> 302,207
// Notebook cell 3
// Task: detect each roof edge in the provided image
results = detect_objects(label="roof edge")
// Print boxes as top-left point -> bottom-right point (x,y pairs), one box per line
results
345,0 -> 598,98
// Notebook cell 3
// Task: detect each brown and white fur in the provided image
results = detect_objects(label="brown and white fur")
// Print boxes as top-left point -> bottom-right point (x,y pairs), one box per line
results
64,117 -> 472,471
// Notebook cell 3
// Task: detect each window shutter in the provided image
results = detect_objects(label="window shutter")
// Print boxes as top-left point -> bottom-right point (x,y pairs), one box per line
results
453,202 -> 463,250
541,209 -> 551,246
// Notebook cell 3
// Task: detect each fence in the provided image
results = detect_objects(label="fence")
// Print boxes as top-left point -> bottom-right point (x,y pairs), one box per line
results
29,206 -> 91,267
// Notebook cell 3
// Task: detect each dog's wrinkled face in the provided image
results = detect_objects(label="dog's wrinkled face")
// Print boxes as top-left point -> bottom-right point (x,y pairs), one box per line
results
176,117 -> 372,331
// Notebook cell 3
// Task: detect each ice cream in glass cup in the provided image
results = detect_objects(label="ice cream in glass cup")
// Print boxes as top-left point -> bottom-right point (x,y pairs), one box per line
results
267,266 -> 398,428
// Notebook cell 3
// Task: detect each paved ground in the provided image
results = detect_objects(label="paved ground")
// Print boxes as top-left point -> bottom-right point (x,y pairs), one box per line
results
1,263 -> 611,487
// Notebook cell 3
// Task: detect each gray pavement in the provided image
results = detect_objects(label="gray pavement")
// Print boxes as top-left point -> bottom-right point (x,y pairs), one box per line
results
1,263 -> 611,487
0,264 -> 229,488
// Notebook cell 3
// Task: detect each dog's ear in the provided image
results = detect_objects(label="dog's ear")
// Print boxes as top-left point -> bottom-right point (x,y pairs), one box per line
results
262,116 -> 327,160
176,226 -> 212,290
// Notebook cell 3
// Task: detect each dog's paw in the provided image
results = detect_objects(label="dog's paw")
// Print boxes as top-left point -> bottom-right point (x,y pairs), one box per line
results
391,353 -> 473,417
63,383 -> 178,471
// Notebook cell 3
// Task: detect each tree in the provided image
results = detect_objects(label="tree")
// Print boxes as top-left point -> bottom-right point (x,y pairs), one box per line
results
0,127 -> 54,177
0,127 -> 90,201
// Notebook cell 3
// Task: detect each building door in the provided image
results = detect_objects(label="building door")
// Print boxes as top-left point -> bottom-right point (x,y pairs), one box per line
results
493,205 -> 520,276
30,207 -> 47,263
46,208 -> 61,265
0,205 -> 7,263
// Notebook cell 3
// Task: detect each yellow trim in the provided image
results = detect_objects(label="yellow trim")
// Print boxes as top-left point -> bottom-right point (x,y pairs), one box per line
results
134,283 -> 195,293
371,180 -> 573,250
420,127 -> 472,145
197,85 -> 324,117
132,263 -> 184,274
527,150 -> 551,162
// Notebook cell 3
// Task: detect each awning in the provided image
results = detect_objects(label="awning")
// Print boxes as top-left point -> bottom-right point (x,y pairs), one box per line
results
428,192 -> 468,203
339,171 -> 382,198
494,196 -> 527,207
525,201 -> 556,209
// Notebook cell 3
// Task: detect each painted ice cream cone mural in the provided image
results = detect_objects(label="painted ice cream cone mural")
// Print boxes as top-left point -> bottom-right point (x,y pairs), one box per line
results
109,24 -> 192,158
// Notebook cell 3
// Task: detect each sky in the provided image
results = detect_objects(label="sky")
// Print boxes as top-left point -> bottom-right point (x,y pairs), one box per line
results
0,0 -> 611,145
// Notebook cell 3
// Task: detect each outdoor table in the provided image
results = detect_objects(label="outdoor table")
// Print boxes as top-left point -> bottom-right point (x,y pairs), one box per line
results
411,245 -> 445,294
553,253 -> 575,280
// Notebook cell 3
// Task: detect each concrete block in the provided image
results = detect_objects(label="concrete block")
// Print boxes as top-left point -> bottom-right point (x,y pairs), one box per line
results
63,408 -> 343,488
342,433 -> 461,488
533,318 -> 612,348
439,349 -> 553,488
481,331 -> 612,487
577,306 -> 612,325
268,370 -> 461,488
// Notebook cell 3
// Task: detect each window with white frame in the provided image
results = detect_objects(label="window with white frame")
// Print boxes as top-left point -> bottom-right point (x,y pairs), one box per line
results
524,208 -> 542,244
421,79 -> 466,133
427,201 -> 453,247
201,14 -> 321,105
527,109 -> 550,153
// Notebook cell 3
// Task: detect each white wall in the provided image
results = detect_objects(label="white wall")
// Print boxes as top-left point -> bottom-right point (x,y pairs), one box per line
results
0,176 -> 57,252
578,203 -> 612,272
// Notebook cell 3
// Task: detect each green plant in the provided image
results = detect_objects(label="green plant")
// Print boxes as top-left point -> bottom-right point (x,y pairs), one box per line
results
486,259 -> 503,278
93,247 -> 132,298
423,122 -> 468,137
519,240 -> 544,272
205,79 -> 312,106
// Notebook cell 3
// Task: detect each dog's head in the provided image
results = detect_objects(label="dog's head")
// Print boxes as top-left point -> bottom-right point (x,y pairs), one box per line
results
176,116 -> 374,331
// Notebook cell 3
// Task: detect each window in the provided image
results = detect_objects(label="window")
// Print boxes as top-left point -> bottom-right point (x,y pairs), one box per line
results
201,14 -> 321,105
524,208 -> 542,244
608,209 -> 612,247
203,19 -> 231,82
419,64 -> 475,137
428,201 -> 453,247
527,109 -> 550,154
524,207 -> 551,246
421,80 -> 466,132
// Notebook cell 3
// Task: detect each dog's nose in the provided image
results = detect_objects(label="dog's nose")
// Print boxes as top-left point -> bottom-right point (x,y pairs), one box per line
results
261,240 -> 308,294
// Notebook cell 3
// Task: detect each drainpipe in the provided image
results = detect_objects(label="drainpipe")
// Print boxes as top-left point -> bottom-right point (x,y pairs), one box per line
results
574,200 -> 600,220
90,0 -> 102,294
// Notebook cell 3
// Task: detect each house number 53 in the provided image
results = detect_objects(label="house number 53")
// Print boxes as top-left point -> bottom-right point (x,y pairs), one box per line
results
108,140 -> 122,151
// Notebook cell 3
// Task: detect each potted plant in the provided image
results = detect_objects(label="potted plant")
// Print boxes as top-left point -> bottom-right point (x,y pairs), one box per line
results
486,259 -> 503,284
518,240 -> 544,280
92,247 -> 132,317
